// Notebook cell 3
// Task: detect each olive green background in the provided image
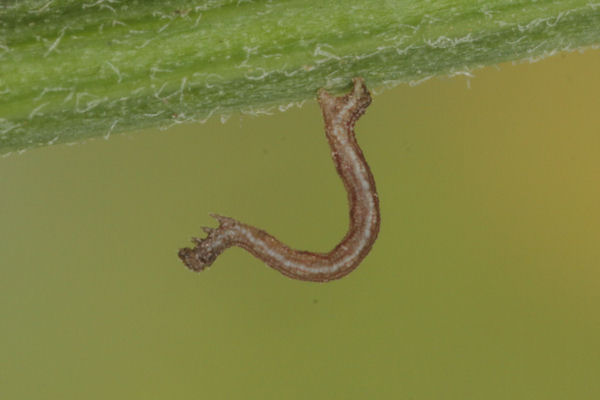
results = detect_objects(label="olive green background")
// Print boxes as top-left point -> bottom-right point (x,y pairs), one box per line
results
1,50 -> 599,399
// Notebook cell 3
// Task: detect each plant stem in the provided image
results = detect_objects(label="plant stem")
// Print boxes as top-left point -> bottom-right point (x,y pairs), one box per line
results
1,0 -> 599,153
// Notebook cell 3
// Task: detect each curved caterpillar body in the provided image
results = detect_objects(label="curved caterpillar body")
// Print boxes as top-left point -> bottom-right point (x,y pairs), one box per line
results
179,77 -> 380,282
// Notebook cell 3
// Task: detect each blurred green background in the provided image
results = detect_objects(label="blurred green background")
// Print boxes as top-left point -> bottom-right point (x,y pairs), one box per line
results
1,50 -> 599,399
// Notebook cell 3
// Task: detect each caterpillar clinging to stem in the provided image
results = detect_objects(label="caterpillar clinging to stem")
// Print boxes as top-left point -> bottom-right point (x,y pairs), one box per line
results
178,77 -> 380,282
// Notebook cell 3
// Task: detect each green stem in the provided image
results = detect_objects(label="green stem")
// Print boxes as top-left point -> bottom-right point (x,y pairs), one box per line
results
1,0 -> 599,153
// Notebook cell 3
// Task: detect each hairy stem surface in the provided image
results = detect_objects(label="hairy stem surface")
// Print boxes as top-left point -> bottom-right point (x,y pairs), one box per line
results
1,0 -> 599,153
